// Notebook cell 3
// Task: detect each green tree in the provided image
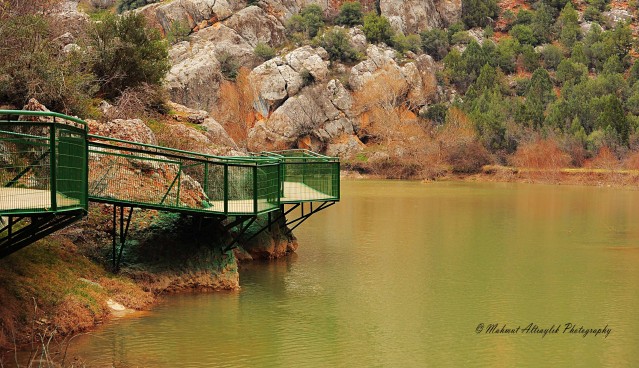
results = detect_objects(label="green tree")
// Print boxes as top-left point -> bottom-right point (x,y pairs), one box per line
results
518,68 -> 555,127
314,27 -> 360,61
509,24 -> 536,45
557,2 -> 580,48
461,0 -> 499,28
628,60 -> 639,86
520,45 -> 540,72
602,55 -> 623,75
531,2 -> 554,45
362,12 -> 393,44
90,13 -> 170,100
287,4 -> 324,38
420,28 -> 449,60
597,94 -> 629,144
336,1 -> 363,27
495,38 -> 519,73
556,59 -> 588,85
570,42 -> 588,65
542,44 -> 564,70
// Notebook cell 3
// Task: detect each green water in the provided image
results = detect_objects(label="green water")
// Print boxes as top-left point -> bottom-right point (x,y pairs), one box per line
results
69,181 -> 639,367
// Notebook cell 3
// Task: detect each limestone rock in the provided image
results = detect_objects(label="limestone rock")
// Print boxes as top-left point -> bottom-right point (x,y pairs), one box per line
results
202,117 -> 238,149
436,0 -> 462,27
90,0 -> 116,9
325,135 -> 365,159
380,0 -> 443,34
165,42 -> 223,111
349,45 -> 399,91
223,6 -> 286,47
249,46 -> 328,116
137,0 -> 236,34
247,80 -> 354,151
284,46 -> 330,82
603,9 -> 633,27
88,119 -> 158,145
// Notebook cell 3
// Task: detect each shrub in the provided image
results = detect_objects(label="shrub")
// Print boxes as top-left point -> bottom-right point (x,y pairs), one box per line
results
362,12 -> 393,44
512,139 -> 571,169
117,0 -> 160,12
0,3 -> 96,114
509,24 -> 536,45
90,13 -> 169,100
420,28 -> 449,60
217,51 -> 240,81
541,44 -> 564,70
461,0 -> 499,28
254,43 -> 276,61
166,20 -> 190,45
286,4 -> 324,38
391,33 -> 421,54
336,1 -> 363,27
314,28 -> 359,62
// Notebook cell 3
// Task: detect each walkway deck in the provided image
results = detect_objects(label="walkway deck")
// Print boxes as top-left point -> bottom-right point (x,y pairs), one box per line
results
0,188 -> 80,212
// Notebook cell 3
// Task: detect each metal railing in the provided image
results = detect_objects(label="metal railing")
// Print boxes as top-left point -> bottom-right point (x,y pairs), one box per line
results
87,136 -> 281,215
256,150 -> 340,203
0,110 -> 88,215
0,110 -> 339,218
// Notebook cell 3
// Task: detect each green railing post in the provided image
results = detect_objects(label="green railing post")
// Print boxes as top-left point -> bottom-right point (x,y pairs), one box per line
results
223,164 -> 229,215
175,166 -> 182,207
50,122 -> 57,211
253,165 -> 258,214
203,162 -> 209,195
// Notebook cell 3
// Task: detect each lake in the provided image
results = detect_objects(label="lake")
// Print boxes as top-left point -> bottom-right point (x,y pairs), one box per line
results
68,180 -> 639,367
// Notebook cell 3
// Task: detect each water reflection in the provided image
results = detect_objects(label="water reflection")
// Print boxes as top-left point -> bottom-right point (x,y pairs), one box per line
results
65,181 -> 639,367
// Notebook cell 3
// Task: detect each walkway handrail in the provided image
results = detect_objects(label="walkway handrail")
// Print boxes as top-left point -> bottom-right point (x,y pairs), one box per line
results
0,110 -> 88,131
89,135 -> 280,165
0,110 -> 89,215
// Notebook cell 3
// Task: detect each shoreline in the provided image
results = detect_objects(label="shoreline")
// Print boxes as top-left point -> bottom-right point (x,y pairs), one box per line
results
342,166 -> 639,189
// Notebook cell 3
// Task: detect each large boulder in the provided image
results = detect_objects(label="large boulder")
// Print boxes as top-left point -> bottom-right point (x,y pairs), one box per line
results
248,46 -> 329,115
137,0 -> 237,34
380,0 -> 443,34
223,6 -> 286,47
436,0 -> 462,27
247,80 -> 354,151
349,45 -> 399,91
165,23 -> 256,111
88,119 -> 158,145
165,41 -> 224,111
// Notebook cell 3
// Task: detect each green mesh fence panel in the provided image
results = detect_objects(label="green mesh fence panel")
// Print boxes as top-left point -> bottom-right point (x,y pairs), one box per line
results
258,150 -> 340,203
0,112 -> 88,215
87,137 -> 283,215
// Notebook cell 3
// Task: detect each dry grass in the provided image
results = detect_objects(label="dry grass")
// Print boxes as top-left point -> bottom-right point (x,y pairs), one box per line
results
0,236 -> 153,351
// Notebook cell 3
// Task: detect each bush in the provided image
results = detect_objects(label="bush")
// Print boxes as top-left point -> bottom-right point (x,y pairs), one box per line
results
391,33 -> 421,54
254,43 -> 276,61
217,51 -> 240,81
286,4 -> 324,38
542,44 -> 564,70
90,13 -> 169,100
420,28 -> 449,60
0,4 -> 96,114
117,0 -> 160,12
509,24 -> 536,45
461,0 -> 499,28
336,1 -> 363,27
166,20 -> 190,45
362,12 -> 393,44
314,28 -> 359,62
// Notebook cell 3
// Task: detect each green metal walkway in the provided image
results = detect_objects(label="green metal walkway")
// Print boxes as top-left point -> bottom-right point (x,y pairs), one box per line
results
0,110 -> 339,262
